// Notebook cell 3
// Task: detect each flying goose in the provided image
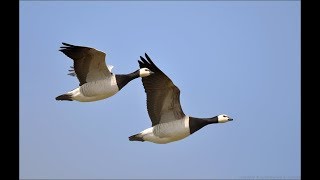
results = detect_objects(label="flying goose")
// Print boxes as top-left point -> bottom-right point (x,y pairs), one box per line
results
55,43 -> 154,102
129,53 -> 233,144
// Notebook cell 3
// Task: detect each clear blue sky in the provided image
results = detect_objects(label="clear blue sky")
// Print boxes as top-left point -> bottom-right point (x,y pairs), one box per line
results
20,1 -> 300,179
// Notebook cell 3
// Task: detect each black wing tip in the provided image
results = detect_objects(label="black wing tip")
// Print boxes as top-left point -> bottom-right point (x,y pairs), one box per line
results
60,42 -> 84,50
59,42 -> 92,52
139,56 -> 149,66
138,59 -> 146,69
144,53 -> 156,67
138,53 -> 161,72
140,56 -> 146,61
144,53 -> 150,60
59,49 -> 67,55
61,42 -> 74,47
139,53 -> 160,71
60,42 -> 69,48
60,42 -> 74,49
59,42 -> 83,53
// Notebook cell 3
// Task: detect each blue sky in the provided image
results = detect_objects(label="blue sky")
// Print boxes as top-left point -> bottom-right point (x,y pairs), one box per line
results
20,1 -> 300,179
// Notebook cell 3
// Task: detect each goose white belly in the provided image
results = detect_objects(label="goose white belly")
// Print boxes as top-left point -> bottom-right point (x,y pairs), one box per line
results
142,116 -> 190,144
70,75 -> 119,102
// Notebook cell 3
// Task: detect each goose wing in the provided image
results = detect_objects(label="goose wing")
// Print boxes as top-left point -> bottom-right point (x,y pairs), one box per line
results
59,42 -> 111,86
139,53 -> 185,126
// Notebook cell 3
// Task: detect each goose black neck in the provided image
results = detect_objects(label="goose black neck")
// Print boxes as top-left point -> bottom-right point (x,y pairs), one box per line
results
115,70 -> 140,90
189,116 -> 218,134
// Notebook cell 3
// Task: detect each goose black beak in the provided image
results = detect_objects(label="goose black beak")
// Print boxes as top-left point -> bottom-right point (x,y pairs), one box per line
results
150,71 -> 155,74
229,118 -> 233,121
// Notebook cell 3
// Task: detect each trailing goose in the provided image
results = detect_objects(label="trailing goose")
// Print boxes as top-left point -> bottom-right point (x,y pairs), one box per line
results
129,53 -> 233,144
55,43 -> 154,102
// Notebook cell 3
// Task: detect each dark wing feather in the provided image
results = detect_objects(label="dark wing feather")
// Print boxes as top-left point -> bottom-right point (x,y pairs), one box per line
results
59,42 -> 111,86
68,66 -> 76,76
139,53 -> 185,126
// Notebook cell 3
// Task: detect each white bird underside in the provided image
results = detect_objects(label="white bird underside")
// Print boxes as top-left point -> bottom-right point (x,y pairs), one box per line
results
68,76 -> 119,102
139,116 -> 190,144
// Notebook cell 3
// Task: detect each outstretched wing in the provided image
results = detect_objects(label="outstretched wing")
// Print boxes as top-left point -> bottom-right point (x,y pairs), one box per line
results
139,53 -> 185,126
59,42 -> 111,86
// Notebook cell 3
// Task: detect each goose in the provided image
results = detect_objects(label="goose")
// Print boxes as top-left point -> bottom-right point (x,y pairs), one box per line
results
129,53 -> 233,144
55,43 -> 154,102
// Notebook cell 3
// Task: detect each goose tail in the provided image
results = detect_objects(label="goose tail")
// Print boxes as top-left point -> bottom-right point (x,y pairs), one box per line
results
129,133 -> 144,142
55,94 -> 73,101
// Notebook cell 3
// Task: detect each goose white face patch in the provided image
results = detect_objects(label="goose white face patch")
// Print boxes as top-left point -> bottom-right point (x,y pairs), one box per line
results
139,68 -> 153,77
218,114 -> 230,123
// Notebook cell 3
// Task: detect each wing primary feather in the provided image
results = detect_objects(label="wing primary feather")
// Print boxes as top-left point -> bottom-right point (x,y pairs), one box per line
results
145,53 -> 161,71
139,56 -> 153,70
140,54 -> 161,73
138,60 -> 144,68
140,56 -> 147,62
140,58 -> 149,66
68,72 -> 76,76
61,42 -> 75,47
145,53 -> 154,65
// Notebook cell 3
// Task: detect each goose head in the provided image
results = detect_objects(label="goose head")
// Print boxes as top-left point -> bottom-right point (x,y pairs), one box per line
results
139,68 -> 154,77
217,114 -> 233,123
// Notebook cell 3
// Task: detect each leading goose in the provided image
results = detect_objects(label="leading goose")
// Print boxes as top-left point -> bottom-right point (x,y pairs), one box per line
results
129,53 -> 233,144
55,43 -> 154,102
